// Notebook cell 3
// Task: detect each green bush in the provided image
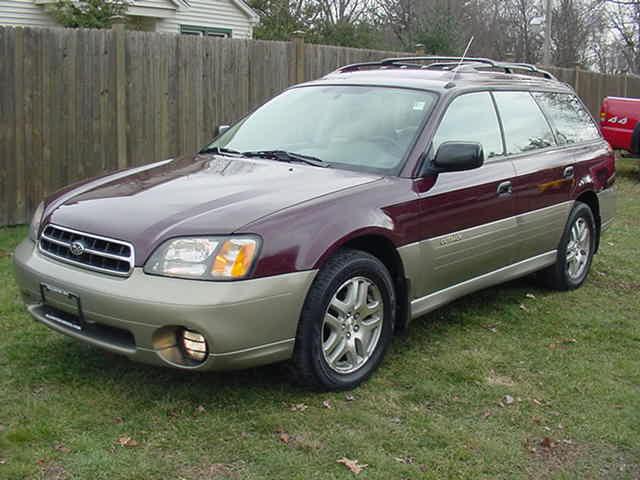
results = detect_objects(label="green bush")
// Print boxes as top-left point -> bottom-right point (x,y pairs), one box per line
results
51,0 -> 128,29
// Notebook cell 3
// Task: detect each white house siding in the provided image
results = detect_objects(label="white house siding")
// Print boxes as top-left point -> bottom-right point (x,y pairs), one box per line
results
155,0 -> 253,39
0,0 -> 57,28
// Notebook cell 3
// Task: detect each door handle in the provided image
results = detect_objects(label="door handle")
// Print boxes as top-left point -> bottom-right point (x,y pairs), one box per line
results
563,166 -> 574,180
497,181 -> 512,196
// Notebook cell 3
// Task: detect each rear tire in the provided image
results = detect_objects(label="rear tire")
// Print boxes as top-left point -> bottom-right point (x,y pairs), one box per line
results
539,202 -> 596,291
291,249 -> 395,391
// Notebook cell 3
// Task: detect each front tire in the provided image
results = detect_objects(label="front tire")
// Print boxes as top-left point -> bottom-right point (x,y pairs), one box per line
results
540,202 -> 596,290
291,249 -> 395,391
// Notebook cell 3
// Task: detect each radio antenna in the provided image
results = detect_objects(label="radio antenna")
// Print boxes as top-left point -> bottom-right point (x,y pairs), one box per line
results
450,36 -> 475,82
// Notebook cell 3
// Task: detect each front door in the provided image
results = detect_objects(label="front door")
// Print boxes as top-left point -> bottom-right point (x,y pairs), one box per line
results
412,91 -> 518,304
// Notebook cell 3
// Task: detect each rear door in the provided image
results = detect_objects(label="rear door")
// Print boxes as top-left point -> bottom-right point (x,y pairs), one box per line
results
413,91 -> 518,298
493,90 -> 573,263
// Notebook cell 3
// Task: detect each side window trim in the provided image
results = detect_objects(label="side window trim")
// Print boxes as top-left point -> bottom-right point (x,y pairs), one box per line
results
529,91 -> 560,146
489,91 -> 508,161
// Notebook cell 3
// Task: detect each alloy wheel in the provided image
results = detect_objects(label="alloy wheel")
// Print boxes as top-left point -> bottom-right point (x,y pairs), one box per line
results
566,217 -> 591,280
321,276 -> 384,374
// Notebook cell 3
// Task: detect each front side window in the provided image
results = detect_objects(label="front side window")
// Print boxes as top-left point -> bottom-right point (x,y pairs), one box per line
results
210,86 -> 437,174
493,91 -> 556,155
432,91 -> 504,160
532,92 -> 600,144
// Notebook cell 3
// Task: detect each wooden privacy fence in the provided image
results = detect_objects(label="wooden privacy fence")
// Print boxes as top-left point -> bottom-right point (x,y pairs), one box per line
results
0,25 -> 638,227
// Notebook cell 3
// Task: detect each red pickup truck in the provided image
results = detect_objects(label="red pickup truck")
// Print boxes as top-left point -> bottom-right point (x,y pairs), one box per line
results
600,96 -> 640,153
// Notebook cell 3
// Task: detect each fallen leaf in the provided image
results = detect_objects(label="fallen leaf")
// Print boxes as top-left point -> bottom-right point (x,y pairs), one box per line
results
279,432 -> 291,444
345,394 -> 355,401
0,459 -> 6,465
394,455 -> 415,464
482,410 -> 492,419
113,416 -> 125,424
540,437 -> 554,449
115,436 -> 139,448
337,457 -> 368,475
481,324 -> 498,333
289,403 -> 307,412
525,293 -> 536,299
322,399 -> 333,409
607,242 -> 615,247
54,444 -> 71,454
37,458 -> 46,466
519,304 -> 530,312
502,395 -> 515,406
196,405 -> 206,413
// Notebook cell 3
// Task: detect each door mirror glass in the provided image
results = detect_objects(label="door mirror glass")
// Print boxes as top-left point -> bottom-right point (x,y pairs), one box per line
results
218,125 -> 230,135
432,141 -> 484,172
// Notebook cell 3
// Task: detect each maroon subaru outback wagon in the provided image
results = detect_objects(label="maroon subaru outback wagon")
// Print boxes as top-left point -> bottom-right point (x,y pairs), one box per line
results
14,57 -> 616,390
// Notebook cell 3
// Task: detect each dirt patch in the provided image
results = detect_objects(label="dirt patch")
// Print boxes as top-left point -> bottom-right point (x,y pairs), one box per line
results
525,438 -> 640,479
486,369 -> 516,387
179,462 -> 246,480
40,462 -> 68,480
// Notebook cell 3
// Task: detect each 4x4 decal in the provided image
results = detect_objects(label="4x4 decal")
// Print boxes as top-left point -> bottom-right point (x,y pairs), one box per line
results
607,116 -> 628,125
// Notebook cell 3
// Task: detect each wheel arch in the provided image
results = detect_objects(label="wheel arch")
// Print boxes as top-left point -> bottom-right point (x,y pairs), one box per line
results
316,232 -> 410,334
575,190 -> 601,252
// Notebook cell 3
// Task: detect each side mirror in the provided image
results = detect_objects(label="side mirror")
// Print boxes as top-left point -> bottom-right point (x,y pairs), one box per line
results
218,125 -> 230,135
431,141 -> 484,173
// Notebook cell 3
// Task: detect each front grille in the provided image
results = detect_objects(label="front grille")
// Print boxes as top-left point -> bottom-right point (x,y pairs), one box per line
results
39,224 -> 134,277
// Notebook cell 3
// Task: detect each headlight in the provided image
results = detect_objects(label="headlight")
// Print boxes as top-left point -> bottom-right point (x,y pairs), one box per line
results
144,236 -> 260,280
28,202 -> 45,243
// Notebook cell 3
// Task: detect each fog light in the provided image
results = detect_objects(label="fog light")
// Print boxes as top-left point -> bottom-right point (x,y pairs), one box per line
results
179,329 -> 208,362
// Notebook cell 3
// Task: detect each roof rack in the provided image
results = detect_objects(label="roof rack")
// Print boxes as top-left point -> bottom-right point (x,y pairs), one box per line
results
335,56 -> 557,81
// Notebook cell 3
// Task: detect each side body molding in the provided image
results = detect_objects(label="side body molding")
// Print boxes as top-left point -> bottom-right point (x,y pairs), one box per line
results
397,202 -> 575,321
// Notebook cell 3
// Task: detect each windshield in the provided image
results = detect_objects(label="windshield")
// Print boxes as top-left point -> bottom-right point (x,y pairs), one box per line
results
207,85 -> 437,174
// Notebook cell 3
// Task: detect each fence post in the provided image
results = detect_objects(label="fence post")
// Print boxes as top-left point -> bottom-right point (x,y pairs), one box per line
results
113,18 -> 127,169
292,30 -> 305,84
415,43 -> 425,56
14,27 -> 26,223
624,74 -> 629,97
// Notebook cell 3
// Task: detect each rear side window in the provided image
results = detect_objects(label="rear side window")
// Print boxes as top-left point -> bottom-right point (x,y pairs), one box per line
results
432,92 -> 504,160
532,92 -> 600,144
493,91 -> 555,155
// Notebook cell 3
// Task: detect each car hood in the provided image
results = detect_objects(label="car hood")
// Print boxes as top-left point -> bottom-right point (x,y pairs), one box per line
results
46,154 -> 381,264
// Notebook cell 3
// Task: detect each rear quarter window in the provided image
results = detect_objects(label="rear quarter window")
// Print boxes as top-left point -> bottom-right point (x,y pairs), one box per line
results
532,92 -> 601,145
493,91 -> 555,155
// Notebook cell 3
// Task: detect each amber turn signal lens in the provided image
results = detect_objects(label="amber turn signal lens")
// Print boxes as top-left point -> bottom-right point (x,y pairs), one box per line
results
211,238 -> 258,278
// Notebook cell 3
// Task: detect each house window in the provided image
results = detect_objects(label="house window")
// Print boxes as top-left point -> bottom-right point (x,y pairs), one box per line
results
180,25 -> 232,38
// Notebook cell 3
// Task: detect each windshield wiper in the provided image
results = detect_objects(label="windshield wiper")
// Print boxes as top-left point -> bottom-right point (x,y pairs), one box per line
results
199,146 -> 242,156
242,150 -> 330,168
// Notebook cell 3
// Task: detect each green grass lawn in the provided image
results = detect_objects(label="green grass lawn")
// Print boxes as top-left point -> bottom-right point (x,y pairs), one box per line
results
1,160 -> 639,480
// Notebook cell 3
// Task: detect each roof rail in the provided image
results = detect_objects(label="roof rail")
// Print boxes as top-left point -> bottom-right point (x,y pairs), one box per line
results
335,56 -> 557,81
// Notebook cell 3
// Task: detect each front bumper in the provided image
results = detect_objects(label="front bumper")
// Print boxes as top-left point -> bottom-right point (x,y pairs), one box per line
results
13,239 -> 316,370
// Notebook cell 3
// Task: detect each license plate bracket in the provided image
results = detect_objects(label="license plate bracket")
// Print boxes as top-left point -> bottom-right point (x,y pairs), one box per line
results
40,283 -> 85,331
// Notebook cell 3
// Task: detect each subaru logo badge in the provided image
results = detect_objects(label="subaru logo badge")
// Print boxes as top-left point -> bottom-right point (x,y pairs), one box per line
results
69,240 -> 86,257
